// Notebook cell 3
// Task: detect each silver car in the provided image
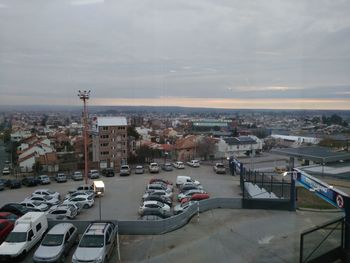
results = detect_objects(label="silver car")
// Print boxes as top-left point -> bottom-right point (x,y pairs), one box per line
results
72,221 -> 117,263
33,223 -> 78,263
47,206 -> 77,220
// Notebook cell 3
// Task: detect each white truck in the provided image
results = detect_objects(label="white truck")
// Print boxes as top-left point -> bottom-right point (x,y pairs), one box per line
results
0,212 -> 48,260
176,176 -> 201,187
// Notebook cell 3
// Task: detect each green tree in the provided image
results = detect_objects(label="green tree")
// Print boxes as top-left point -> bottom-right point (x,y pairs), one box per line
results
32,161 -> 43,175
127,126 -> 140,140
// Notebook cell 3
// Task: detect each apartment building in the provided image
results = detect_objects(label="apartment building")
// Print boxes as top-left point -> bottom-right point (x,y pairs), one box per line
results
92,117 -> 128,172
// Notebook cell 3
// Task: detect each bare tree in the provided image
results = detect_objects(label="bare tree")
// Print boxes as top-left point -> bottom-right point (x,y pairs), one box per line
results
196,136 -> 216,160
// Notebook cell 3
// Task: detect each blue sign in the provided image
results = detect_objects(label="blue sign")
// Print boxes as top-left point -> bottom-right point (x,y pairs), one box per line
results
295,168 -> 349,209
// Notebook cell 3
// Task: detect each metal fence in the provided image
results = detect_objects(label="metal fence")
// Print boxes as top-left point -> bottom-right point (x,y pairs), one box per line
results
49,197 -> 243,235
300,217 -> 345,263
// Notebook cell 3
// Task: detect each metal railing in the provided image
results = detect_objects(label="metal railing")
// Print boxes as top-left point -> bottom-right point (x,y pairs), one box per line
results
300,217 -> 345,263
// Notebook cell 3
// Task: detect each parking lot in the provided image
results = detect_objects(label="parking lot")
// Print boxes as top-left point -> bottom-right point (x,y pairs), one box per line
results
0,164 -> 240,262
0,164 -> 240,221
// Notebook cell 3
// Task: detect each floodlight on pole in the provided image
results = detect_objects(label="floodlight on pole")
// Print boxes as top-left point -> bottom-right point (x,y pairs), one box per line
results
78,90 -> 91,185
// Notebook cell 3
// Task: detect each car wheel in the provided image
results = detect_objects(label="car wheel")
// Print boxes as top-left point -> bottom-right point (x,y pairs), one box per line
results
20,250 -> 27,260
83,204 -> 89,209
60,254 -> 66,263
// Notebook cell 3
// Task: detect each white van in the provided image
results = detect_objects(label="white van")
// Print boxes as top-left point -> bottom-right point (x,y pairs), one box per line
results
0,212 -> 48,260
176,176 -> 200,187
93,180 -> 105,196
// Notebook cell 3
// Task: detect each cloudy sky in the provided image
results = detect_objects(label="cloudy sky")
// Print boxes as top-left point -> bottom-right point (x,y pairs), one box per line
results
0,0 -> 350,109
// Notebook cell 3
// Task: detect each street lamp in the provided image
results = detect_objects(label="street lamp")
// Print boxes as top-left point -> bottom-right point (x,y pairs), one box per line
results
97,191 -> 102,221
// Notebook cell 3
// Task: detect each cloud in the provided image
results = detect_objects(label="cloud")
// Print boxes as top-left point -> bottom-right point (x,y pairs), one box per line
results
71,0 -> 104,6
233,86 -> 302,92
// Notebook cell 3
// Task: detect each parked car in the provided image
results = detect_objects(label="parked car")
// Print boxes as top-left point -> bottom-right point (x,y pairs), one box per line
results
72,171 -> 83,181
142,190 -> 173,200
148,163 -> 159,173
102,168 -> 115,177
33,223 -> 78,263
214,163 -> 226,174
174,201 -> 198,215
24,195 -> 60,206
149,178 -> 173,186
21,177 -> 39,187
138,208 -> 172,218
179,184 -> 202,193
88,170 -> 100,179
143,195 -> 172,206
76,184 -> 94,192
47,206 -> 77,220
64,190 -> 95,200
32,189 -> 60,200
0,219 -> 14,245
20,201 -> 50,212
38,175 -> 50,185
0,212 -> 48,260
55,173 -> 67,183
161,163 -> 173,171
177,189 -> 206,202
52,203 -> 82,215
173,161 -> 185,169
176,176 -> 201,187
181,193 -> 210,204
63,195 -> 94,209
72,221 -> 117,263
135,165 -> 144,174
138,201 -> 170,215
0,181 -> 4,191
0,212 -> 18,222
146,183 -> 172,192
120,165 -> 131,176
5,179 -> 21,189
2,167 -> 10,176
187,159 -> 200,167
0,203 -> 31,216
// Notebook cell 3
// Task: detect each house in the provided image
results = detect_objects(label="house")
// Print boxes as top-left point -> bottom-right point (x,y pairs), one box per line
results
36,152 -> 59,173
217,136 -> 263,158
174,135 -> 198,161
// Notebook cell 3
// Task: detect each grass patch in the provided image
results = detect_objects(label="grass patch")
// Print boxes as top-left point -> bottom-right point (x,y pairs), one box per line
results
297,187 -> 335,209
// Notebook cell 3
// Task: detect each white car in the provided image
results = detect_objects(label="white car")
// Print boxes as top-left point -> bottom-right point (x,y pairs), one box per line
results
64,190 -> 95,200
51,203 -> 83,214
2,166 -> 10,175
173,161 -> 185,169
47,206 -> 77,219
20,200 -> 50,212
24,195 -> 60,206
174,201 -> 198,214
142,190 -> 173,200
63,195 -> 94,209
138,201 -> 170,215
187,160 -> 200,167
148,163 -> 159,173
32,189 -> 60,200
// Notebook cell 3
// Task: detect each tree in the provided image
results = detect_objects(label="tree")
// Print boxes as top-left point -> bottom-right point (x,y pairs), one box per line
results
127,126 -> 140,140
32,161 -> 43,175
196,137 -> 216,160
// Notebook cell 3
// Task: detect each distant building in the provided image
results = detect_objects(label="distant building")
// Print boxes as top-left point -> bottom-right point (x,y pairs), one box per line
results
191,119 -> 232,131
217,136 -> 263,158
10,131 -> 32,142
92,117 -> 128,171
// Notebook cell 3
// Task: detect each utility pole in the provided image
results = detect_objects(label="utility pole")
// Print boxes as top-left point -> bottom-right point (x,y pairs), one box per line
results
78,90 -> 90,185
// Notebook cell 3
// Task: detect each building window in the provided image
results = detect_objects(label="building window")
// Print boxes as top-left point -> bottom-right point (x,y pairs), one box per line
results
103,126 -> 108,131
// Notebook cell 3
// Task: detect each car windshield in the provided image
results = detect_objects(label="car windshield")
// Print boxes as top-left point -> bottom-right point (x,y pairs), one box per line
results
43,196 -> 53,200
217,164 -> 224,168
5,232 -> 27,243
33,201 -> 42,206
47,190 -> 55,194
42,234 -> 64,246
79,235 -> 104,247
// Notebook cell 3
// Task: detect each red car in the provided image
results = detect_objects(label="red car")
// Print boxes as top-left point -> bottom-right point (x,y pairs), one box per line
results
0,212 -> 18,221
0,219 -> 14,245
181,193 -> 210,204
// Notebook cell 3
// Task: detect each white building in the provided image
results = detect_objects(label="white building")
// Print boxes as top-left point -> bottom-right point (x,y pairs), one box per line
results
217,136 -> 263,158
271,134 -> 320,145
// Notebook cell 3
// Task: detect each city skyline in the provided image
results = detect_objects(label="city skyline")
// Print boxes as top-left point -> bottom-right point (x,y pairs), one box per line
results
0,0 -> 350,109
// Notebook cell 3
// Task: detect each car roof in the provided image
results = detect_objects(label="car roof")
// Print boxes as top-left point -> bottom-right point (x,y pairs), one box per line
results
34,189 -> 50,192
85,222 -> 112,235
48,223 -> 75,234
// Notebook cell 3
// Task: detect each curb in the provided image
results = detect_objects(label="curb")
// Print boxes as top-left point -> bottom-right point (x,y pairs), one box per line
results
297,207 -> 343,213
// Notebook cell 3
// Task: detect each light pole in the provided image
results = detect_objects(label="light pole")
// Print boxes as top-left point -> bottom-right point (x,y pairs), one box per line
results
97,191 -> 102,221
78,90 -> 90,185
283,171 -> 297,211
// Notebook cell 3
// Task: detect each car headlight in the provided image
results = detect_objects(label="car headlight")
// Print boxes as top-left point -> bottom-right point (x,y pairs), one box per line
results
94,255 -> 103,263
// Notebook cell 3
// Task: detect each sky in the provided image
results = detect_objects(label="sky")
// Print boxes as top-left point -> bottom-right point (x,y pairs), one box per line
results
0,0 -> 350,109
